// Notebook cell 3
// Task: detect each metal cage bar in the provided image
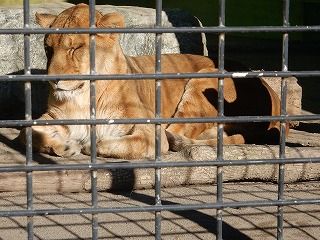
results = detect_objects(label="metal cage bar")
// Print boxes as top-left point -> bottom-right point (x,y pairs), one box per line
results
216,0 -> 226,239
277,1 -> 291,239
1,197 -> 319,218
1,70 -> 320,82
1,25 -> 320,35
1,114 -> 320,128
1,156 -> 320,174
23,0 -> 34,239
0,0 -> 320,239
154,0 -> 163,239
88,1 -> 99,239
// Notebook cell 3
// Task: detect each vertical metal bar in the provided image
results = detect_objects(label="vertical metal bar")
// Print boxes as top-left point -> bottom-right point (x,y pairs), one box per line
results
277,1 -> 290,239
89,1 -> 98,239
23,1 -> 33,239
216,1 -> 226,239
155,0 -> 163,239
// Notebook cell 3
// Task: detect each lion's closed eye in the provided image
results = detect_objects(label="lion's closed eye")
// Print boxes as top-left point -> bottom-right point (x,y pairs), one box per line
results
68,45 -> 85,62
68,45 -> 80,53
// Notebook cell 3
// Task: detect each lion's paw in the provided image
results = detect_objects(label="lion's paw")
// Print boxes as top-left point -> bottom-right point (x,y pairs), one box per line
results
81,142 -> 95,156
53,140 -> 82,157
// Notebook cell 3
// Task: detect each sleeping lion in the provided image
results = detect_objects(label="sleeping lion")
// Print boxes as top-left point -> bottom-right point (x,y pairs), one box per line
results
19,4 -> 288,159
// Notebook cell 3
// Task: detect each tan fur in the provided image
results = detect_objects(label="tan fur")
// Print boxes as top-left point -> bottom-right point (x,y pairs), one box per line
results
19,4 -> 288,159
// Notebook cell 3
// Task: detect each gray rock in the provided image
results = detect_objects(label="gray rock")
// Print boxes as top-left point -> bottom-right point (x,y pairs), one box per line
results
262,76 -> 302,126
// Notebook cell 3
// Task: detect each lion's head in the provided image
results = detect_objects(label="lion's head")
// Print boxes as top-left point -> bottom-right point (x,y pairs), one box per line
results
36,3 -> 126,101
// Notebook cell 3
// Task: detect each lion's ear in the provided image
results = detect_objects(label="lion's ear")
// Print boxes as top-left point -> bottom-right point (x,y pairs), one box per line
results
35,12 -> 57,28
97,13 -> 125,40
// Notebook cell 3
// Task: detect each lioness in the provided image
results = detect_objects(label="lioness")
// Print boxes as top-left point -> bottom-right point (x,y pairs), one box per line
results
19,4 -> 288,159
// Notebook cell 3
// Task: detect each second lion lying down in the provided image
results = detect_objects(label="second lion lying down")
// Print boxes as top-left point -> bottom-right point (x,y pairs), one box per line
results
19,4 -> 288,159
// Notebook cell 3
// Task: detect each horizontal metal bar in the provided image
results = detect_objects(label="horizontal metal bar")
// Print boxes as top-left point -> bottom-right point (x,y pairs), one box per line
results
0,25 -> 319,35
1,71 -> 320,82
1,114 -> 320,128
1,157 -> 319,173
0,198 -> 319,217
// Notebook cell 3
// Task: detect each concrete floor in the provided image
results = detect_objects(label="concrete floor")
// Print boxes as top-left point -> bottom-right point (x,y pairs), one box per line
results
1,182 -> 319,240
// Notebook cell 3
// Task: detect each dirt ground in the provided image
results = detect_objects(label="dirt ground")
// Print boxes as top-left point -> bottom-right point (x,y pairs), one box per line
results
0,181 -> 319,240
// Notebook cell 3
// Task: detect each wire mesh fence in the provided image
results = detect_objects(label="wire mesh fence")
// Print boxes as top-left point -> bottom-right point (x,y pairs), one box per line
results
0,0 -> 320,239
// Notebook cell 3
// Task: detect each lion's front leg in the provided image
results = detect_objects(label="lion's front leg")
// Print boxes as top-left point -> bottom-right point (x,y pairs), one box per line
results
19,125 -> 81,157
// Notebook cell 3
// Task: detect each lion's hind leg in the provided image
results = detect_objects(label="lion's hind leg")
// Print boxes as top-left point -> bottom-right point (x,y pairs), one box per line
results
166,67 -> 237,138
165,68 -> 246,151
83,125 -> 169,159
166,130 -> 245,152
166,77 -> 218,139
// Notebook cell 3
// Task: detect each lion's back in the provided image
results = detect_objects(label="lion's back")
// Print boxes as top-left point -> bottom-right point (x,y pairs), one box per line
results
128,54 -> 215,74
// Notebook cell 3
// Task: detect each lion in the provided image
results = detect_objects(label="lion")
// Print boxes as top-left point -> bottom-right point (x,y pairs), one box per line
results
19,4 -> 288,159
